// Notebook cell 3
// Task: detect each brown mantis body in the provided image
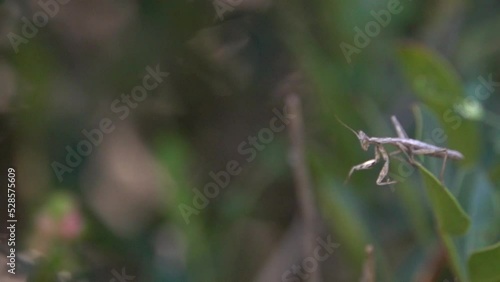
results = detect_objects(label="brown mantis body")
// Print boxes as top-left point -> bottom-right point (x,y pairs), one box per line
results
338,116 -> 464,186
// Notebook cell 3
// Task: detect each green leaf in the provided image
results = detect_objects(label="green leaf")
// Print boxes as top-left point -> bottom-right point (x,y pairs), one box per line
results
417,163 -> 471,281
416,163 -> 470,235
311,155 -> 370,268
155,134 -> 192,185
398,45 -> 480,164
442,234 -> 468,281
399,45 -> 463,106
465,171 -> 500,252
317,178 -> 368,265
45,192 -> 75,219
468,242 -> 500,282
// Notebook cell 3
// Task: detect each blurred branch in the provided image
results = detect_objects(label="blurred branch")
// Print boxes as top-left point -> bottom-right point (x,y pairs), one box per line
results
286,93 -> 320,282
360,245 -> 375,282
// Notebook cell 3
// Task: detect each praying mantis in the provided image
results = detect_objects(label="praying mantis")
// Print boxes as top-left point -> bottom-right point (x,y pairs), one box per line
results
338,116 -> 464,186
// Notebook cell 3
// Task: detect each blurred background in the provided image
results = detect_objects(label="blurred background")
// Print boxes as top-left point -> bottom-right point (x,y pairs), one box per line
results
0,0 -> 499,281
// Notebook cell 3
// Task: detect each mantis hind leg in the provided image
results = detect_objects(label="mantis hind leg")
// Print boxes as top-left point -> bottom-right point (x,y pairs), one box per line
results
411,148 -> 448,184
391,116 -> 409,139
439,150 -> 448,183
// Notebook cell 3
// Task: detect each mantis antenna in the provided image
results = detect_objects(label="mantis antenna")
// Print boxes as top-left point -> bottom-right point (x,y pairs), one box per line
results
335,115 -> 361,138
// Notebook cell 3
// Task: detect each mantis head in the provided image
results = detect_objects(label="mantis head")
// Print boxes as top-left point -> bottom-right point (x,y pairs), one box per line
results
357,130 -> 370,151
